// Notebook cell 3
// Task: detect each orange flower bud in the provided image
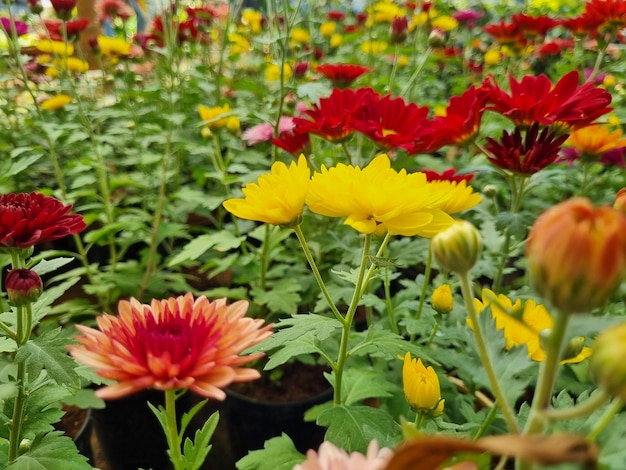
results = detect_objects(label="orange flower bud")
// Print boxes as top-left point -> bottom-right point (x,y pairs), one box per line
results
526,197 -> 626,314
614,187 -> 626,213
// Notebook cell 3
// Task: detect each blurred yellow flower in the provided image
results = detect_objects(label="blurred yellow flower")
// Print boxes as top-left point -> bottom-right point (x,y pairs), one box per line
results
566,124 -> 626,158
402,352 -> 444,415
198,103 -> 240,133
229,33 -> 251,55
431,15 -> 458,31
97,35 -> 132,56
396,54 -> 409,67
361,41 -> 388,55
484,49 -> 501,65
265,62 -> 293,82
290,27 -> 311,45
223,154 -> 311,226
369,1 -> 406,23
431,284 -> 453,314
319,21 -> 336,37
472,289 -> 592,363
36,39 -> 73,56
46,56 -> 89,77
330,34 -> 343,48
241,8 -> 263,34
306,154 -> 455,237
41,94 -> 72,111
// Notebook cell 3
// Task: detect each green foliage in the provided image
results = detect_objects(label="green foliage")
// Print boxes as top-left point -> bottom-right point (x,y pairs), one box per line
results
3,432 -> 91,470
236,434 -> 304,470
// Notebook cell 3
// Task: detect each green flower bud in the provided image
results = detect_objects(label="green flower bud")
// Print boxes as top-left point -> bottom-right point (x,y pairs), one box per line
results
431,220 -> 482,274
591,323 -> 626,400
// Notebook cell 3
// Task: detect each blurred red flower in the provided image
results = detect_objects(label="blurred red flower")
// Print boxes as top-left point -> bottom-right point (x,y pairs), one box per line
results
315,63 -> 374,88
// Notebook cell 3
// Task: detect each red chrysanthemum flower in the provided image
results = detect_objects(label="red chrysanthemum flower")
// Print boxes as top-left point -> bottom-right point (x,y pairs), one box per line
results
536,38 -> 575,58
44,18 -> 90,40
50,0 -> 77,13
292,87 -> 377,142
0,192 -> 86,249
483,20 -> 526,47
559,15 -> 602,37
583,0 -> 626,35
511,13 -> 558,38
69,294 -> 273,400
422,168 -> 475,183
327,10 -> 346,21
315,63 -> 374,89
95,0 -> 133,21
272,129 -> 311,156
484,124 -> 569,175
427,85 -> 489,151
352,93 -> 432,152
483,70 -> 612,130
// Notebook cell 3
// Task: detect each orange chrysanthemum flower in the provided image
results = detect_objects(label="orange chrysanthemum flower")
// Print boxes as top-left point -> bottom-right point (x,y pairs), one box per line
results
69,294 -> 273,400
566,124 -> 626,159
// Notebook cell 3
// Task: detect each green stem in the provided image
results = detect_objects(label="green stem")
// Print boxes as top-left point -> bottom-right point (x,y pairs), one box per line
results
8,362 -> 26,464
414,411 -> 426,430
472,401 -> 499,440
333,234 -> 372,405
340,141 -> 354,166
383,263 -> 399,335
459,270 -> 520,433
412,243 -> 432,339
542,389 -> 609,421
293,226 -> 343,321
587,398 -> 623,442
163,389 -> 184,470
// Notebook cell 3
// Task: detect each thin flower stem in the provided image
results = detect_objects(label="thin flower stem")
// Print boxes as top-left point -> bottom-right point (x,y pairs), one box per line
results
472,401 -> 499,440
542,389 -> 610,421
587,398 -> 623,442
333,234 -> 372,405
341,141 -> 354,166
8,362 -> 26,464
414,411 -> 426,430
383,263 -> 399,335
163,389 -> 184,470
293,226 -> 343,322
458,270 -> 520,434
411,244 -> 432,342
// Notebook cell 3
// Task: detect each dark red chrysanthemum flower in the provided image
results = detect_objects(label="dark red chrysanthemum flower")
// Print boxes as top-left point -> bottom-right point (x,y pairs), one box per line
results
536,38 -> 575,58
272,129 -> 311,156
559,15 -> 602,37
427,85 -> 490,151
352,93 -> 432,152
422,168 -> 475,183
292,87 -> 377,142
44,18 -> 89,40
484,124 -> 569,175
5,268 -> 43,305
327,10 -> 346,21
483,70 -> 612,130
50,0 -> 77,18
69,294 -> 273,400
0,192 -> 86,249
315,63 -> 374,88
511,13 -> 558,38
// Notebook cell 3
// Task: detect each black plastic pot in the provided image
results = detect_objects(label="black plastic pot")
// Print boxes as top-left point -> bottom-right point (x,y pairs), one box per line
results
224,385 -> 333,462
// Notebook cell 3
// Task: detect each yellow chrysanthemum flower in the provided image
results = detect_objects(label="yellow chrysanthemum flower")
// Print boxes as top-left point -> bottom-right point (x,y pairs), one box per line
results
430,15 -> 458,32
228,33 -> 251,55
40,94 -> 72,111
241,8 -> 263,34
36,39 -> 73,56
330,34 -> 343,48
265,62 -> 293,82
319,21 -> 336,37
369,1 -> 406,24
223,154 -> 311,226
306,154 -> 455,237
402,352 -> 444,415
431,284 -> 453,314
97,35 -> 132,56
290,27 -> 311,47
472,289 -> 592,363
484,49 -> 501,66
361,40 -> 388,55
566,124 -> 626,158
426,180 -> 482,215
198,103 -> 240,133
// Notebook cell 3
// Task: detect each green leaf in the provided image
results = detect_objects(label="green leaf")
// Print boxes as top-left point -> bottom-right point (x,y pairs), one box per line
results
15,329 -> 81,389
316,405 -> 402,453
168,231 -> 245,267
252,314 -> 342,354
181,411 -> 219,470
20,383 -> 71,439
332,369 -> 397,406
7,432 -> 91,470
236,434 -> 304,470
263,331 -> 326,370
350,326 -> 436,364
30,258 -> 75,277
251,278 -> 301,316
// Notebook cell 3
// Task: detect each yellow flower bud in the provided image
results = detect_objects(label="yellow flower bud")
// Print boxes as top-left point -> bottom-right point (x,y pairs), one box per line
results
430,220 -> 482,274
484,49 -> 501,66
431,284 -> 453,314
402,352 -> 443,414
591,322 -> 626,400
526,198 -> 626,314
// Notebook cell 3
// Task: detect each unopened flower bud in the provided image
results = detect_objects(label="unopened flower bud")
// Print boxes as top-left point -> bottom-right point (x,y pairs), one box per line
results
50,0 -> 77,20
431,220 -> 482,274
614,187 -> 626,213
27,0 -> 43,14
402,352 -> 444,415
526,197 -> 626,314
5,269 -> 43,305
390,16 -> 408,44
431,284 -> 453,314
561,336 -> 586,363
482,184 -> 498,198
591,322 -> 626,400
428,28 -> 446,48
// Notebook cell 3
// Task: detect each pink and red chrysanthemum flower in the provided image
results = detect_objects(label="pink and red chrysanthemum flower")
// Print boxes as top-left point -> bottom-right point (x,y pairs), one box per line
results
69,294 -> 273,400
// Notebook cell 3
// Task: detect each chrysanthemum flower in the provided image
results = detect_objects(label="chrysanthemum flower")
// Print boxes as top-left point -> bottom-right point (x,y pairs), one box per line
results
484,124 -> 568,175
271,129 -> 311,156
223,154 -> 311,226
472,289 -> 592,363
426,180 -> 482,215
97,35 -> 132,57
315,63 -> 374,89
483,20 -> 526,48
422,168 -> 474,183
510,13 -> 558,37
95,0 -> 134,21
41,94 -> 72,111
306,154 -> 455,237
295,440 -> 393,470
482,70 -> 612,129
69,293 -> 273,400
0,192 -> 85,249
564,124 -> 626,161
242,117 -> 295,146
36,39 -> 74,56
431,284 -> 453,314
0,17 -> 29,36
43,18 -> 90,40
198,103 -> 240,134
402,352 -> 444,414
